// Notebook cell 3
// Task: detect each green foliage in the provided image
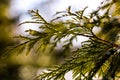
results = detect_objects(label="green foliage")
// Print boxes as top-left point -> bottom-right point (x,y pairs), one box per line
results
9,0 -> 120,80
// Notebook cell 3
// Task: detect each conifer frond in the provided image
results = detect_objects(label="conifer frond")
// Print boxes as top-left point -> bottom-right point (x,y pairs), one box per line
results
19,10 -> 48,26
7,0 -> 120,80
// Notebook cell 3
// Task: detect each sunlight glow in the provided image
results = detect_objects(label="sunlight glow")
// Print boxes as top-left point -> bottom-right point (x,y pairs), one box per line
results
11,0 -> 43,12
11,0 -> 103,34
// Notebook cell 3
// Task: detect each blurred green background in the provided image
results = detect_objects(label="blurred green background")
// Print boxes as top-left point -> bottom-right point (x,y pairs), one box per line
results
0,0 -> 19,80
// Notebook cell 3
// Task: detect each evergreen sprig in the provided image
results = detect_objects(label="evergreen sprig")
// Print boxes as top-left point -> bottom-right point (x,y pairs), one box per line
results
8,0 -> 120,80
